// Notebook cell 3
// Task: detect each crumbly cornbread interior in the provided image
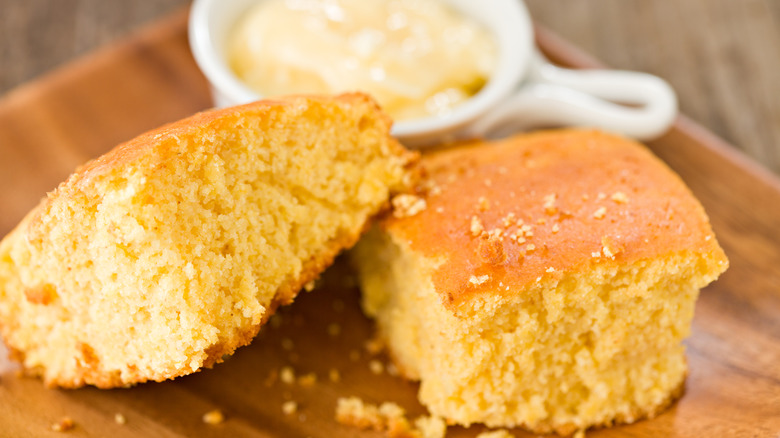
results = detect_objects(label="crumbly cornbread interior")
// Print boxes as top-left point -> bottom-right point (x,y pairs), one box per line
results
356,230 -> 721,434
0,94 -> 413,388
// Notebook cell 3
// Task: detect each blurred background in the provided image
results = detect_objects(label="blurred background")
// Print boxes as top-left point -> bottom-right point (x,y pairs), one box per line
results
1,0 -> 779,174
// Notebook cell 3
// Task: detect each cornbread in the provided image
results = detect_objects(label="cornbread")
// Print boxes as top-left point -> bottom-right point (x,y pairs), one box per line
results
351,130 -> 728,434
0,93 -> 415,388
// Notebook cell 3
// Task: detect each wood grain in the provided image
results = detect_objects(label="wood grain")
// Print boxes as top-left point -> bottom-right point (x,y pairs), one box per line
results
0,8 -> 779,438
525,0 -> 780,175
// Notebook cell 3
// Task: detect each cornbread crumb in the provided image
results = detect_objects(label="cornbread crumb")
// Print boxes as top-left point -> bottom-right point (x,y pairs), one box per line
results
365,337 -> 385,355
502,213 -> 516,227
335,397 -> 383,430
280,366 -> 295,384
369,359 -> 384,375
51,417 -> 75,432
573,429 -> 586,438
478,233 -> 507,265
597,192 -> 606,200
202,410 -> 225,425
282,401 -> 298,415
114,413 -> 127,425
329,368 -> 341,383
543,193 -> 558,214
470,216 -> 485,237
552,223 -> 560,233
469,275 -> 489,286
303,280 -> 316,292
414,415 -> 447,438
298,372 -> 317,386
477,196 -> 490,211
392,194 -> 427,218
601,236 -> 624,259
335,397 -> 447,438
476,430 -> 514,438
611,191 -> 629,203
593,206 -> 607,219
526,244 -> 536,252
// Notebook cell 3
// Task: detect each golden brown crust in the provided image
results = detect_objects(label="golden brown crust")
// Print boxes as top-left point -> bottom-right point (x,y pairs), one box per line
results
385,130 -> 728,309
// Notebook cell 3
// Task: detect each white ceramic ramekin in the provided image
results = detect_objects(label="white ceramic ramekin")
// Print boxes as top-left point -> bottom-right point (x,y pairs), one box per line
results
189,0 -> 677,147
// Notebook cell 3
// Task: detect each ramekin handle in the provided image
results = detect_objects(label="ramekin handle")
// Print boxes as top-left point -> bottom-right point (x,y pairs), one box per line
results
466,51 -> 678,141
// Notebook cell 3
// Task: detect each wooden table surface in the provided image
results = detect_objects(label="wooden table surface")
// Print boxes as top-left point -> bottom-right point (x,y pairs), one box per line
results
1,0 -> 779,175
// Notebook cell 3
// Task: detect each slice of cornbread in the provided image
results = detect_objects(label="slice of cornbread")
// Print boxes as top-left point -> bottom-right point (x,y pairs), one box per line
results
0,93 -> 416,388
352,130 -> 728,435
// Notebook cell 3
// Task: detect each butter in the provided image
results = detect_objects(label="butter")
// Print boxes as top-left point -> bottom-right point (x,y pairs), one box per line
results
228,0 -> 497,120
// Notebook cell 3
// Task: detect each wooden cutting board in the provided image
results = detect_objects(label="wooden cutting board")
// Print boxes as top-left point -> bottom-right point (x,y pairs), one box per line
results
1,8 -> 778,438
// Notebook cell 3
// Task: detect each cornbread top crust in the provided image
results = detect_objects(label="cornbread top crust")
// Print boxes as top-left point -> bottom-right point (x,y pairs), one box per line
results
384,130 -> 727,310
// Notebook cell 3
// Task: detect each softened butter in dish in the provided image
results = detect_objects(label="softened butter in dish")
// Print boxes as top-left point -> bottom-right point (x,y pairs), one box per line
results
228,0 -> 497,120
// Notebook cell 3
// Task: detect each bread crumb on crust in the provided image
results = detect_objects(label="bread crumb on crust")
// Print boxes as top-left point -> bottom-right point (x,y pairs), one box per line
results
469,275 -> 489,286
478,233 -> 507,265
601,236 -> 624,259
611,191 -> 629,204
392,194 -> 427,218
